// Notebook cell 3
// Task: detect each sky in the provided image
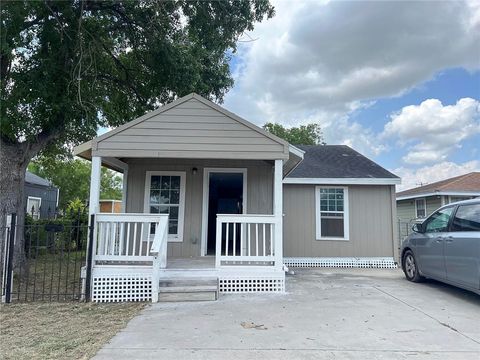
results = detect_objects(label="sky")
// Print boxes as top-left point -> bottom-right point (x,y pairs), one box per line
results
223,0 -> 480,191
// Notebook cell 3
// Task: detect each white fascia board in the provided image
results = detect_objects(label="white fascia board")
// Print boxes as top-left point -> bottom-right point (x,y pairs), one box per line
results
396,191 -> 480,201
283,177 -> 401,185
288,145 -> 305,159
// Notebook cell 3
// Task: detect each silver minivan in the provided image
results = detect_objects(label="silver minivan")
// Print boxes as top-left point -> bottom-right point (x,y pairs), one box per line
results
401,199 -> 480,295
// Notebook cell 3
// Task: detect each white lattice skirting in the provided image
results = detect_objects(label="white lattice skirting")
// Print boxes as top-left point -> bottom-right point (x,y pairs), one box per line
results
219,274 -> 285,293
92,274 -> 153,303
284,257 -> 398,269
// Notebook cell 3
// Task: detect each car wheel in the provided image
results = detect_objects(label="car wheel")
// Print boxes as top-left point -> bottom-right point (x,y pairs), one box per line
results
403,250 -> 424,283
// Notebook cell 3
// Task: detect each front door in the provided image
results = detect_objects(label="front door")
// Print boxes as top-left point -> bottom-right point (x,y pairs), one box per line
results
206,172 -> 245,255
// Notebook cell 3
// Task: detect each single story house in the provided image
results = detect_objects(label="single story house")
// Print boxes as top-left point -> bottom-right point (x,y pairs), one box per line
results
24,171 -> 59,219
397,172 -> 480,224
74,93 -> 400,302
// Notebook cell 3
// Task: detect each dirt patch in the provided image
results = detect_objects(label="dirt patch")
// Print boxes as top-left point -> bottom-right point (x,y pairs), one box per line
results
0,302 -> 145,359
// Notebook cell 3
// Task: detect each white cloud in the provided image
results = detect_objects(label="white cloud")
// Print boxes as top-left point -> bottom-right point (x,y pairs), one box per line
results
225,0 -> 480,154
393,160 -> 480,191
383,98 -> 480,164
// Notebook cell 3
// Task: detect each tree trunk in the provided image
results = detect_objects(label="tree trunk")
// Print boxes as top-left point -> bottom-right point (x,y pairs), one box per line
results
0,141 -> 30,290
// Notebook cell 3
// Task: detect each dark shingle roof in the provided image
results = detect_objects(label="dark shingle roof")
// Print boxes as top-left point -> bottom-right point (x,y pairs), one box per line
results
25,171 -> 53,187
397,172 -> 480,197
286,145 -> 398,179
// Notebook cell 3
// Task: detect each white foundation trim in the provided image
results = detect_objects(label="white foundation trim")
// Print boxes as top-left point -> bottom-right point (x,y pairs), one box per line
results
284,257 -> 398,269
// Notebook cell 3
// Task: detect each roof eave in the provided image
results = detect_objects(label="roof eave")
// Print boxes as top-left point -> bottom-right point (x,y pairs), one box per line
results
283,177 -> 401,185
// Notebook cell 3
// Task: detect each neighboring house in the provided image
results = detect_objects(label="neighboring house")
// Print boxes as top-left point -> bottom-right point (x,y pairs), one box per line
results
74,93 -> 400,302
24,171 -> 59,219
396,172 -> 480,224
99,199 -> 122,213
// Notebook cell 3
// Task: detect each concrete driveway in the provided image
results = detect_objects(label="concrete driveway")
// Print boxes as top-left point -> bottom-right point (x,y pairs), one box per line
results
94,269 -> 480,359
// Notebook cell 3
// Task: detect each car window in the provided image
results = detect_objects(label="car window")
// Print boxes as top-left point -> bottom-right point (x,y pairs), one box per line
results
424,207 -> 454,233
451,204 -> 480,232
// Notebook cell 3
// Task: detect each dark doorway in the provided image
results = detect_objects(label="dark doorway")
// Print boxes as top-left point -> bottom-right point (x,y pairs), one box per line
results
207,172 -> 244,255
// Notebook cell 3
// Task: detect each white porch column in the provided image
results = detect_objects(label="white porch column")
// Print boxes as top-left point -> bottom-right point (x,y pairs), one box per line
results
89,156 -> 102,216
121,168 -> 128,212
274,159 -> 283,268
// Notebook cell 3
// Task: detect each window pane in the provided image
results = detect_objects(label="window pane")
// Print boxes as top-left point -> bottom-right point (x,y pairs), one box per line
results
170,190 -> 180,204
321,217 -> 344,237
169,220 -> 178,235
150,206 -> 159,213
159,190 -> 170,204
425,207 -> 454,233
151,176 -> 161,189
161,176 -> 171,189
150,190 -> 161,204
170,176 -> 180,190
159,206 -> 169,214
169,206 -> 179,220
451,204 -> 480,231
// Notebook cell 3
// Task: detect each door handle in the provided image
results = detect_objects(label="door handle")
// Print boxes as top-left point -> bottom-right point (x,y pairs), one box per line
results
445,236 -> 454,243
435,238 -> 443,243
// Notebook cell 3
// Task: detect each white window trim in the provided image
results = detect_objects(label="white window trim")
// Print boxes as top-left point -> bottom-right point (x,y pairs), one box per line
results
143,171 -> 186,243
27,196 -> 42,219
415,198 -> 426,219
315,186 -> 349,241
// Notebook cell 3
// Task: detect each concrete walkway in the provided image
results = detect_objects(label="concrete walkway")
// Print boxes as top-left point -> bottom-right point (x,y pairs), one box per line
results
94,269 -> 480,359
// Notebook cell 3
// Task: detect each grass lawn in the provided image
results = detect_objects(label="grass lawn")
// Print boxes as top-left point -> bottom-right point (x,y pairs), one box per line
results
0,302 -> 146,359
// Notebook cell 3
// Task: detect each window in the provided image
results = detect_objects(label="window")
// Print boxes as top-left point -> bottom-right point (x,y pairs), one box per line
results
451,204 -> 480,231
424,206 -> 454,233
415,198 -> 426,218
315,187 -> 349,240
144,171 -> 186,242
27,196 -> 41,220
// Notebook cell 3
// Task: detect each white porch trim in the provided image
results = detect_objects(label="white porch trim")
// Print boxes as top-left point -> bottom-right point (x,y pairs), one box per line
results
283,177 -> 401,185
284,257 -> 397,269
201,167 -> 248,256
88,156 -> 102,216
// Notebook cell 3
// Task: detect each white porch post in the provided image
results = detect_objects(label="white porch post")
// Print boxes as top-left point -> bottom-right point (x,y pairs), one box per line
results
89,156 -> 102,216
274,159 -> 283,269
121,167 -> 128,212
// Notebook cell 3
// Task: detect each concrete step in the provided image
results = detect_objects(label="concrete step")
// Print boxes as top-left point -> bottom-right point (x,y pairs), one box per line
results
159,277 -> 218,287
158,277 -> 219,302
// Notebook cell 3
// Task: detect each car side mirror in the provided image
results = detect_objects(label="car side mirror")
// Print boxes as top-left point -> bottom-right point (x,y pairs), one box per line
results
412,223 -> 423,233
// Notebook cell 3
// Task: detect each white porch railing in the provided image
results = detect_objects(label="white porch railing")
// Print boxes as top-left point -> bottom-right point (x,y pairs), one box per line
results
93,213 -> 168,303
215,214 -> 281,268
94,213 -> 168,264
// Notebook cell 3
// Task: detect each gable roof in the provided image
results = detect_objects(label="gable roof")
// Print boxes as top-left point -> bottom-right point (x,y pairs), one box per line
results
25,171 -> 53,187
74,93 -> 290,160
284,145 -> 400,185
397,172 -> 480,199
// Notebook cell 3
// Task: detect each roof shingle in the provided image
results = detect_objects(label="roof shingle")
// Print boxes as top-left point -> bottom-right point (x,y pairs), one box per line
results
286,145 -> 398,179
397,172 -> 480,197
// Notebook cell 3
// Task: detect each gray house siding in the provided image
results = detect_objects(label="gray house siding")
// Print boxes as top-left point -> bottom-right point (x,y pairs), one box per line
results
125,158 -> 273,257
283,184 -> 396,258
397,196 -> 446,224
94,97 -> 288,160
24,183 -> 58,218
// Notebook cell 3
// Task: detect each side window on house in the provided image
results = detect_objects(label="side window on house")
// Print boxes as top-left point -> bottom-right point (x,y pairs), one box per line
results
316,187 -> 349,240
27,197 -> 41,220
145,172 -> 186,242
424,207 -> 453,233
451,204 -> 480,231
415,198 -> 426,218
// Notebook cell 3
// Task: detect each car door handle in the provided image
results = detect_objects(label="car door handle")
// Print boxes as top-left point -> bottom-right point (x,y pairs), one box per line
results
445,236 -> 454,243
435,238 -> 444,243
